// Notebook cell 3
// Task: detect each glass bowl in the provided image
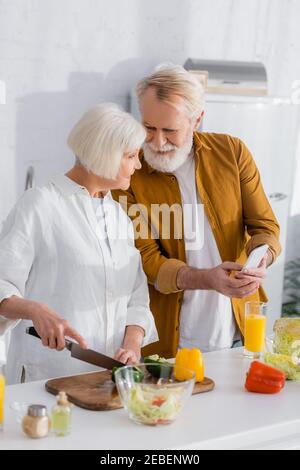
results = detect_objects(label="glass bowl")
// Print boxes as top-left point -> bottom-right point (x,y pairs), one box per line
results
114,363 -> 195,426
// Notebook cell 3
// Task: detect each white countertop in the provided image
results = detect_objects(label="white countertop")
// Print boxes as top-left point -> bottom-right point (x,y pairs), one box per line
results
1,347 -> 300,450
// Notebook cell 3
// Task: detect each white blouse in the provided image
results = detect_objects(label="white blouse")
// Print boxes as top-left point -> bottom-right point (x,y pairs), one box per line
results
0,174 -> 158,384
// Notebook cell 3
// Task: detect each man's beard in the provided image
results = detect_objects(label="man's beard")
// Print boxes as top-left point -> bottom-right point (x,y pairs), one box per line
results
143,134 -> 193,173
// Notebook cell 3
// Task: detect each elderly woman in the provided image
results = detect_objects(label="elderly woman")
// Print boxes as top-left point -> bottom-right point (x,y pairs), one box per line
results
0,103 -> 158,384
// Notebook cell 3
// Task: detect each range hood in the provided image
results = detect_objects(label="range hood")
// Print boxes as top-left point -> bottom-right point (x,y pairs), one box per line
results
184,59 -> 268,96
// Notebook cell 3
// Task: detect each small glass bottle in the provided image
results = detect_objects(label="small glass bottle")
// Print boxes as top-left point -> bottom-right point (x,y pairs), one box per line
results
51,391 -> 72,436
22,405 -> 50,438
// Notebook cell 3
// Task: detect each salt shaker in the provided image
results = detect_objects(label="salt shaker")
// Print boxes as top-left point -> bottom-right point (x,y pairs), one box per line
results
22,404 -> 50,438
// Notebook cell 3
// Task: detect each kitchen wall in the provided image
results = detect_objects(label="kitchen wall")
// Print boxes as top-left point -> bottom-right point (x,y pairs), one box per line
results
0,0 -> 300,356
1,0 -> 300,246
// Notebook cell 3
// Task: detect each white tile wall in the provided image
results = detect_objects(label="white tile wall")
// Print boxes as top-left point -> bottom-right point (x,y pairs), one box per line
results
0,0 -> 300,214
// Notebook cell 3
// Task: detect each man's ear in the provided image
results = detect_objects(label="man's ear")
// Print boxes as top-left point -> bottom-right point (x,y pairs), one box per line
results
193,111 -> 204,130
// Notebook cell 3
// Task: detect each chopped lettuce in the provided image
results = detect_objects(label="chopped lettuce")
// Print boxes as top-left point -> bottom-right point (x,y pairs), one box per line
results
264,352 -> 300,381
125,383 -> 183,425
274,334 -> 300,358
273,318 -> 300,357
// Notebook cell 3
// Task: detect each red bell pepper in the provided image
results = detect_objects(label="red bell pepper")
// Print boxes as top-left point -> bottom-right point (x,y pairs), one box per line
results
245,361 -> 286,394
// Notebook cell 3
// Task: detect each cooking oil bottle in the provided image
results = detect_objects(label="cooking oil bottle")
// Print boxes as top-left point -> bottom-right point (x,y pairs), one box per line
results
51,391 -> 72,436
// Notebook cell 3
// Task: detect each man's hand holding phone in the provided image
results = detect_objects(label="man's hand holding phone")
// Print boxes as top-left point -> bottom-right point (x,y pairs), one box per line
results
235,244 -> 269,286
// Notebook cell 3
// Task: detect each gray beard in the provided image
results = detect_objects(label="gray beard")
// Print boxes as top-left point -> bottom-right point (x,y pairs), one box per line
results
143,135 -> 194,173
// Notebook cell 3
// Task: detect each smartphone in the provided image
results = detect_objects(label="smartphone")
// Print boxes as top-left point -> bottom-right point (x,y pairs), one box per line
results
242,244 -> 269,272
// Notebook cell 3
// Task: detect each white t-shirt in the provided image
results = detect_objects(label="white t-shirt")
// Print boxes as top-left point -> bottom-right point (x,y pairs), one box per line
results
174,154 -> 239,352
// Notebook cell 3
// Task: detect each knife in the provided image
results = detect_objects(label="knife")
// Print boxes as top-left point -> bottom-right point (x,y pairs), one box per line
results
26,326 -> 124,370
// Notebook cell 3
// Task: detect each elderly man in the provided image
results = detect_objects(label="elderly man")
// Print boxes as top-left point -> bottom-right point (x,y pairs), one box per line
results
112,64 -> 281,358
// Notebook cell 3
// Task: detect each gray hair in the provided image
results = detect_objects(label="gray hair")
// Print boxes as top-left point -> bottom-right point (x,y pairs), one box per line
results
67,103 -> 146,179
136,63 -> 205,120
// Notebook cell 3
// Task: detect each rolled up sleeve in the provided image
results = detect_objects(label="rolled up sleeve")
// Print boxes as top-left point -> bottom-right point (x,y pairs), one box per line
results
156,258 -> 187,294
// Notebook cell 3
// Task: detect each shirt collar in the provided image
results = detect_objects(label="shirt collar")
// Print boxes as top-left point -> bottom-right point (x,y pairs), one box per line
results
144,132 -> 211,174
193,132 -> 212,151
51,174 -> 88,196
51,174 -> 112,200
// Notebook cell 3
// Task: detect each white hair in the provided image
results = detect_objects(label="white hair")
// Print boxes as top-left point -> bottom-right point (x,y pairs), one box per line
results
67,103 -> 146,179
136,63 -> 205,120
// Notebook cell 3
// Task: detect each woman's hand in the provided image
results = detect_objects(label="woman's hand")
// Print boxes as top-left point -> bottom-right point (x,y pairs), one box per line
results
114,325 -> 144,364
114,347 -> 141,365
30,301 -> 88,351
0,296 -> 88,351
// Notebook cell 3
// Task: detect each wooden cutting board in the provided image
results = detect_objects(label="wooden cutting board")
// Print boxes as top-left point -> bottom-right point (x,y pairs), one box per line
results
45,370 -> 215,411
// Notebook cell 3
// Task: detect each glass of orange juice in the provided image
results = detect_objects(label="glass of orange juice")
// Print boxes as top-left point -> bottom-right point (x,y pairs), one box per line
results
244,302 -> 267,359
0,364 -> 5,431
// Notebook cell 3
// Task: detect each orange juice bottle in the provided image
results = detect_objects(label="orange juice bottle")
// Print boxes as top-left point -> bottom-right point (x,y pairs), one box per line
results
0,368 -> 5,431
245,314 -> 266,353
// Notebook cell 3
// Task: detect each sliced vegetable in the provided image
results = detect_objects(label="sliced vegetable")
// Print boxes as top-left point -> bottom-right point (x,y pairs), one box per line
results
174,348 -> 204,382
111,366 -> 144,383
144,355 -> 173,378
111,366 -> 119,383
245,361 -> 286,394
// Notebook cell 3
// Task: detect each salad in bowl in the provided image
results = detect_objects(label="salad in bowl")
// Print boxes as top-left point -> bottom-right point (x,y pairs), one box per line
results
114,363 -> 195,426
